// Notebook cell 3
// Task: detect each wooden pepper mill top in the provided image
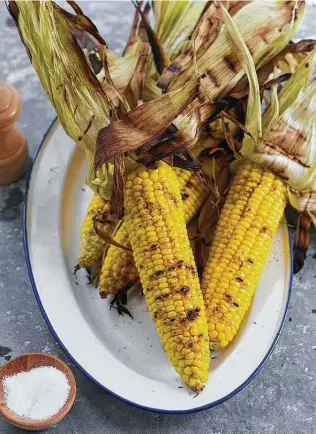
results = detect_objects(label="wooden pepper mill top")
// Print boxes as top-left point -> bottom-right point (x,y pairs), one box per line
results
0,82 -> 29,184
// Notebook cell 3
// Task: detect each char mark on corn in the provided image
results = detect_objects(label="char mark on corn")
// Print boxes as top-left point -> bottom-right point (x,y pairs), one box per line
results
99,168 -> 208,298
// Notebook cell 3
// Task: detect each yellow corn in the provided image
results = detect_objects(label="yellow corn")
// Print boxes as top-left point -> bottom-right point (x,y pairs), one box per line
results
99,169 -> 208,298
99,223 -> 138,298
76,194 -> 118,268
202,160 -> 287,350
174,168 -> 208,222
124,162 -> 210,392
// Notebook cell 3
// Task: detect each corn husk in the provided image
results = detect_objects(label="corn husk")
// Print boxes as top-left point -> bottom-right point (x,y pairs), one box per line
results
8,1 -> 121,198
158,1 -> 229,83
152,1 -> 205,62
11,0 -> 312,221
156,1 -> 251,87
192,113 -> 240,157
98,40 -> 142,95
222,6 -> 316,221
220,4 -> 262,147
143,76 -> 161,101
96,1 -> 304,172
274,39 -> 316,74
229,38 -> 316,101
159,1 -> 304,91
95,77 -> 199,165
145,0 -> 237,97
123,1 -> 143,56
154,1 -> 252,61
153,0 -> 304,158
195,151 -> 232,273
293,212 -> 312,273
241,50 -> 316,196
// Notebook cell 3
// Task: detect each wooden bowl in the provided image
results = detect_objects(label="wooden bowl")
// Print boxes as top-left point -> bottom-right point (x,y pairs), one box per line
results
0,353 -> 76,430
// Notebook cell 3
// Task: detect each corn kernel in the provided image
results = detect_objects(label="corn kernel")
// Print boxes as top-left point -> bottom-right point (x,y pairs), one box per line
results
118,163 -> 212,391
202,161 -> 286,351
184,367 -> 192,376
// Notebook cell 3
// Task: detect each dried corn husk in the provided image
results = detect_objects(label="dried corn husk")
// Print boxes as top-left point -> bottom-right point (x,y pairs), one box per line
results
159,1 -> 304,91
95,77 -> 199,165
293,212 -> 312,273
220,4 -> 262,147
195,151 -> 231,273
8,1 -> 122,199
155,1 -> 251,83
11,0 -> 311,220
152,1 -> 205,62
96,1 -> 304,173
160,1 -> 229,82
241,51 -> 316,194
98,40 -> 142,94
143,76 -> 161,101
228,39 -> 316,102
192,114 -> 240,157
223,7 -> 316,222
274,39 -> 316,75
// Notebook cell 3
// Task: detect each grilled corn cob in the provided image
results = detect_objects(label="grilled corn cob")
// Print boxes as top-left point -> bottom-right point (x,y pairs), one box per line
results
202,160 -> 287,350
125,162 -> 210,391
99,168 -> 208,298
77,194 -> 118,268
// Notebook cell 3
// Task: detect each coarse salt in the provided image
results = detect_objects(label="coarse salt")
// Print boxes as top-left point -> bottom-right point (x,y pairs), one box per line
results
2,366 -> 71,421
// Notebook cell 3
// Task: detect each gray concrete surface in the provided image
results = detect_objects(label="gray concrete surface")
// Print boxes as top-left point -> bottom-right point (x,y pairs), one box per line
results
0,2 -> 315,433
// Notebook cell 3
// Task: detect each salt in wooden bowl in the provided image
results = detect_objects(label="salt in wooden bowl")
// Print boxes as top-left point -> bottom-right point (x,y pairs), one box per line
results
0,353 -> 76,430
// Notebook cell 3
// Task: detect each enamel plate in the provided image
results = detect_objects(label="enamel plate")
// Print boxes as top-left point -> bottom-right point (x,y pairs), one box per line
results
24,119 -> 292,413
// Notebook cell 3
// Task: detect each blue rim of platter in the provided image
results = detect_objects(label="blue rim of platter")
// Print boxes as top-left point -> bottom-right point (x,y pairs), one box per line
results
23,117 -> 294,414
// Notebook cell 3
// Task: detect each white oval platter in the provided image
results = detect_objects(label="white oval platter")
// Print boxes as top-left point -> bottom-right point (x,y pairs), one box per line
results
24,119 -> 292,413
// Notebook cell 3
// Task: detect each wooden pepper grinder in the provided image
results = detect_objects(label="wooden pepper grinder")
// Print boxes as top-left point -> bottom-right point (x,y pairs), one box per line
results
0,83 -> 29,184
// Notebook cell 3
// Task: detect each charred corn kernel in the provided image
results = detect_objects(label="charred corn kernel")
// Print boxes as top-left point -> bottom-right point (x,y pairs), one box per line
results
99,223 -> 138,298
174,168 -> 208,222
202,161 -> 287,350
76,194 -> 118,269
125,162 -> 210,392
99,168 -> 209,297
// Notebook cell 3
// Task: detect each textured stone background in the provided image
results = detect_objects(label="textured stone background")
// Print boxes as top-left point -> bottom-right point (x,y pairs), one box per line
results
0,2 -> 315,433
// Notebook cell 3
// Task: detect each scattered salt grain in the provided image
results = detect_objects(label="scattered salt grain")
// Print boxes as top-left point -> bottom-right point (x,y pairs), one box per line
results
2,366 -> 70,421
